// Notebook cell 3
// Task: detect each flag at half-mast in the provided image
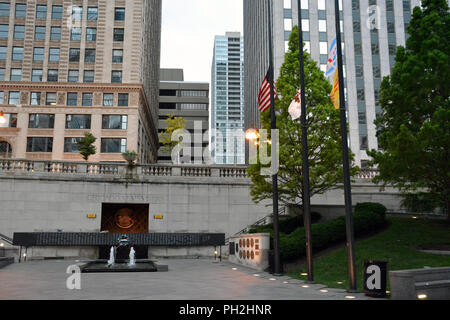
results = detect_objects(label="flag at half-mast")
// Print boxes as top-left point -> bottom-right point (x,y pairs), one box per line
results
258,69 -> 277,113
288,90 -> 302,120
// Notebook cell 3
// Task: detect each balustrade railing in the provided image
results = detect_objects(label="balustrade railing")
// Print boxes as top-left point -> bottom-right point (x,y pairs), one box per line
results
0,159 -> 379,181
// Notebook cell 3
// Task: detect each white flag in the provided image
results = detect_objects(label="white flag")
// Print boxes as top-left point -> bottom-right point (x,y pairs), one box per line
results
288,90 -> 302,120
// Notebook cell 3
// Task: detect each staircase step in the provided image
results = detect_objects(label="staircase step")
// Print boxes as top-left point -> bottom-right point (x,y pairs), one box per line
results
0,247 -> 5,257
0,257 -> 14,269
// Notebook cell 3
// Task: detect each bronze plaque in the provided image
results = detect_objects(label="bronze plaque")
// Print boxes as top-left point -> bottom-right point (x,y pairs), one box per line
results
101,203 -> 149,234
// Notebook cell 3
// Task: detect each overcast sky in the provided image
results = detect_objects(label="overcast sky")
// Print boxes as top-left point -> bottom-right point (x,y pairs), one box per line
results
160,0 -> 243,83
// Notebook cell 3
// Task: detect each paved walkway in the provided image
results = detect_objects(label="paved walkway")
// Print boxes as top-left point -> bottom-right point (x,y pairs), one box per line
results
0,259 -> 374,300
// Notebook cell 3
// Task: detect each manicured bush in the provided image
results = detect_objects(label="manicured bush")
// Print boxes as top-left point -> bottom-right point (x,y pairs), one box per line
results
248,211 -> 322,235
278,204 -> 388,262
355,202 -> 387,219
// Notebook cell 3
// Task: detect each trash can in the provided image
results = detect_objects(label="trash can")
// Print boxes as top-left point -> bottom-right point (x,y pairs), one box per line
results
363,260 -> 388,298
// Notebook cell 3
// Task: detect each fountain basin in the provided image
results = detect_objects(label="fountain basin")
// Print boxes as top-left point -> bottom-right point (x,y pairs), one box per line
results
79,259 -> 164,273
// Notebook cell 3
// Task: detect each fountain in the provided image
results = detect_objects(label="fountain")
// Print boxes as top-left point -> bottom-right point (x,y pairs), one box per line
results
107,246 -> 115,266
128,247 -> 136,267
79,234 -> 166,273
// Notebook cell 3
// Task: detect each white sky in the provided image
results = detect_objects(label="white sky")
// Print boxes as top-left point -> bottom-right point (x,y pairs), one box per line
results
160,0 -> 243,83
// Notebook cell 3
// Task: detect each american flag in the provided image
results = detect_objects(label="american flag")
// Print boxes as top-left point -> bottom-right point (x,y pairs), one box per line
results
258,69 -> 277,113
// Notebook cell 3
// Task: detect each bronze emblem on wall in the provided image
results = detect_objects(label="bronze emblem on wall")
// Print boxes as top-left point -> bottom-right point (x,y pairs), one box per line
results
114,208 -> 135,229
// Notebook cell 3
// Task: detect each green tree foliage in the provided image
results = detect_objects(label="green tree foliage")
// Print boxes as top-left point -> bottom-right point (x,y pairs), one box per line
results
158,114 -> 186,154
78,133 -> 97,161
247,26 -> 359,207
367,0 -> 450,218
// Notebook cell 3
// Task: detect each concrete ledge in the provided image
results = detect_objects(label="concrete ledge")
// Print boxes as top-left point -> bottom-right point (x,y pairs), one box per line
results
0,257 -> 14,269
390,267 -> 450,300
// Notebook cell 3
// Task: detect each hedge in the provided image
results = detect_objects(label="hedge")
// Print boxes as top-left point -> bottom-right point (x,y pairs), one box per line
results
248,212 -> 322,235
279,203 -> 388,262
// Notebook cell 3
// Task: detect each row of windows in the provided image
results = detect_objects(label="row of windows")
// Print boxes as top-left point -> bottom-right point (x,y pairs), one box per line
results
0,3 -> 125,22
159,89 -> 209,97
0,68 -> 123,83
25,137 -> 127,154
24,114 -> 128,130
0,91 -> 129,107
0,46 -> 123,64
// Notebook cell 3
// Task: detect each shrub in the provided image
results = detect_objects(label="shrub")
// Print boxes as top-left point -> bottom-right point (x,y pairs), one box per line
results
355,202 -> 387,219
278,204 -> 387,262
248,212 -> 322,235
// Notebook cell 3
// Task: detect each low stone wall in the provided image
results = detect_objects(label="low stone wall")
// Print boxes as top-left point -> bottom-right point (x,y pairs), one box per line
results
389,267 -> 450,300
228,233 -> 270,271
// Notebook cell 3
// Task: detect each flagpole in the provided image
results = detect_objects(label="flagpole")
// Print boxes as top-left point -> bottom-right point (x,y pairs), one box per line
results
297,0 -> 314,283
267,0 -> 281,276
334,0 -> 357,292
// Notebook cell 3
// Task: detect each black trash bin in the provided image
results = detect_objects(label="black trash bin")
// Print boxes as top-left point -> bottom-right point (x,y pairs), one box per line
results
363,260 -> 388,298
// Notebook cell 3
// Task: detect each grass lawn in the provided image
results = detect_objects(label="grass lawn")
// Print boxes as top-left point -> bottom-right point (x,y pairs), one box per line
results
286,217 -> 450,292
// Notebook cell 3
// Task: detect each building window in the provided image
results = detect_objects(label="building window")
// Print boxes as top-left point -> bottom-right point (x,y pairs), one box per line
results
68,70 -> 79,82
86,28 -> 97,41
82,93 -> 93,106
180,90 -> 208,97
83,70 -> 94,83
29,114 -> 54,129
0,113 -> 17,128
0,24 -> 8,38
15,3 -> 26,18
85,49 -> 96,63
47,69 -> 58,82
27,137 -> 53,153
30,92 -> 41,105
71,6 -> 82,21
115,8 -> 125,21
113,28 -> 124,41
14,25 -> 25,39
66,93 -> 78,106
31,69 -> 43,82
33,47 -> 45,61
118,93 -> 129,106
101,138 -> 127,153
8,92 -> 20,105
112,49 -> 123,63
35,26 -> 46,40
160,90 -> 177,97
10,69 -> 22,81
71,27 -> 82,41
87,7 -> 98,20
0,68 -> 5,80
46,93 -> 57,105
0,2 -> 9,17
102,115 -> 127,130
0,46 -> 5,60
50,27 -> 61,40
36,5 -> 47,19
64,138 -> 82,153
52,5 -> 63,19
69,48 -> 80,62
12,47 -> 23,61
66,115 -> 91,129
103,94 -> 114,106
111,71 -> 122,83
49,48 -> 60,62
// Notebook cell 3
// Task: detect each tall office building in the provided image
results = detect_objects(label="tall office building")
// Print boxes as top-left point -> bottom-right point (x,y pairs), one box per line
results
158,68 -> 209,164
210,32 -> 245,165
0,0 -> 162,164
244,0 -> 422,167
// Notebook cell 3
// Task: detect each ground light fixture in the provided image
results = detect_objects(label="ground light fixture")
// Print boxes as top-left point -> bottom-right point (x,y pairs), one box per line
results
417,294 -> 427,300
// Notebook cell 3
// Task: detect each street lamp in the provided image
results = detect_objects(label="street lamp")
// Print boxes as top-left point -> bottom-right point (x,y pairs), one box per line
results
245,127 -> 259,141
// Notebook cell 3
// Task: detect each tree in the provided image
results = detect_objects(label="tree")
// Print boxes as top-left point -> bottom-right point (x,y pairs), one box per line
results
367,0 -> 450,219
78,133 -> 97,161
158,114 -> 186,162
247,26 -> 359,209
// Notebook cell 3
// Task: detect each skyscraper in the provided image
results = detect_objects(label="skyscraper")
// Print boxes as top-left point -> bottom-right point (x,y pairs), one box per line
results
0,0 -> 162,164
244,0 -> 422,167
210,32 -> 245,165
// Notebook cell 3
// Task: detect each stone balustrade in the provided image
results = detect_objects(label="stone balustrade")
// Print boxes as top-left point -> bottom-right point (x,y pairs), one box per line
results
0,158 -> 379,181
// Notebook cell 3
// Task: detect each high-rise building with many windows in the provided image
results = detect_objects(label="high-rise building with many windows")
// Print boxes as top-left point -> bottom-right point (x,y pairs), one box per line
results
244,0 -> 422,167
210,32 -> 245,165
0,0 -> 162,163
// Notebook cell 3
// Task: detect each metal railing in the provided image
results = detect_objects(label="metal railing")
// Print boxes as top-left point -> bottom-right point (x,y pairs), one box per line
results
0,233 -> 13,246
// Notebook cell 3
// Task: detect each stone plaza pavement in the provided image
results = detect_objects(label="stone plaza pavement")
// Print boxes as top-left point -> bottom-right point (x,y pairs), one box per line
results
0,259 -> 376,300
